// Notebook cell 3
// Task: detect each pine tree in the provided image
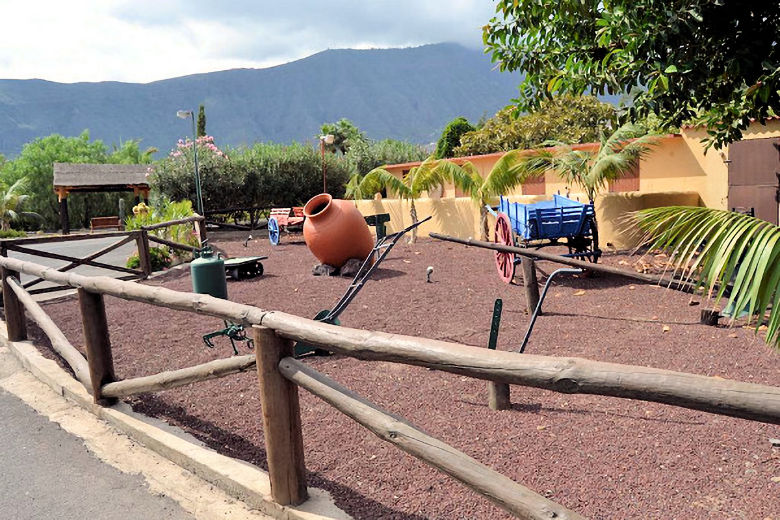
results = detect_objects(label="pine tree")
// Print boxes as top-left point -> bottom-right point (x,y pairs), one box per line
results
197,104 -> 206,137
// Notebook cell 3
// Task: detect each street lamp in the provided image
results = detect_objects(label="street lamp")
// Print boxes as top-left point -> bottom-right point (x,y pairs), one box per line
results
176,110 -> 204,217
319,134 -> 335,193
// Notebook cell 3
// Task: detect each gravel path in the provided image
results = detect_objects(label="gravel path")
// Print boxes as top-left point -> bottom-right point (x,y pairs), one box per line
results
33,232 -> 780,519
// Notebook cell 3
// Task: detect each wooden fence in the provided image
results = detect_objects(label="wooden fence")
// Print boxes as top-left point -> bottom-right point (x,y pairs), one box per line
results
0,216 -> 205,294
1,254 -> 778,519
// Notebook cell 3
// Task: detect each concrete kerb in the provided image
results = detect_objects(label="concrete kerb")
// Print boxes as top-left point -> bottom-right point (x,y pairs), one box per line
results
0,323 -> 350,520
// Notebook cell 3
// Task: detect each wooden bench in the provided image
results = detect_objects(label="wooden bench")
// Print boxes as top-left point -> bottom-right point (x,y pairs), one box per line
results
269,207 -> 305,228
90,216 -> 122,232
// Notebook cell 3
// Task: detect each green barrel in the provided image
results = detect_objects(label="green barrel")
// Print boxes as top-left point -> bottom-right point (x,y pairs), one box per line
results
190,247 -> 228,300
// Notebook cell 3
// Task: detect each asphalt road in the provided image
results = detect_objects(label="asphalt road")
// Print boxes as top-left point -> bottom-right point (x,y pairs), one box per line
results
0,388 -> 194,520
5,234 -> 138,297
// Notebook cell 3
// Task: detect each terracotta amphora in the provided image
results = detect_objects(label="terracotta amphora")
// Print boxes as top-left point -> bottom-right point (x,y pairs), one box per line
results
303,193 -> 374,268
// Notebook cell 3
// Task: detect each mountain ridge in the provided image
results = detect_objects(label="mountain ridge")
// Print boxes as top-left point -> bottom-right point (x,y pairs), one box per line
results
0,43 -> 522,157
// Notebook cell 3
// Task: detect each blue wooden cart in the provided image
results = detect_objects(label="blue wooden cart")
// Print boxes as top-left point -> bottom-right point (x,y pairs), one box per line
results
489,194 -> 600,282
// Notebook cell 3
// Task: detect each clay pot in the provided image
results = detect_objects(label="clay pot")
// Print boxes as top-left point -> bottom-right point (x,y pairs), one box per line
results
303,193 -> 374,268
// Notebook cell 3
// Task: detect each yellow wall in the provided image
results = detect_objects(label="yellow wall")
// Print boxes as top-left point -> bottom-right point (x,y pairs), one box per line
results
374,120 -> 780,249
385,119 -> 780,210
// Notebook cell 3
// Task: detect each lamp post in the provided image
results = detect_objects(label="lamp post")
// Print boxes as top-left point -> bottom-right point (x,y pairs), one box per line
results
319,134 -> 335,193
176,110 -> 204,217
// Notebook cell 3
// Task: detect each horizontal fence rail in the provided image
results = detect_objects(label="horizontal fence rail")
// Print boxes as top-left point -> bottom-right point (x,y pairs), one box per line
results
5,276 -> 91,388
280,356 -> 584,520
101,354 -> 256,398
3,254 -> 780,518
429,232 -> 694,290
0,255 -> 777,425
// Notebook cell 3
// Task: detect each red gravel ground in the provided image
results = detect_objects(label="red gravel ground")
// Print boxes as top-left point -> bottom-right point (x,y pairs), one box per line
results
29,232 -> 780,519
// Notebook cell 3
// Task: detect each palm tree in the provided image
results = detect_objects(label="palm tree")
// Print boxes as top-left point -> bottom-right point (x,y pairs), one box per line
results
479,123 -> 658,250
522,123 -> 658,204
635,206 -> 780,348
345,156 -> 450,243
0,177 -> 41,231
436,151 -> 540,240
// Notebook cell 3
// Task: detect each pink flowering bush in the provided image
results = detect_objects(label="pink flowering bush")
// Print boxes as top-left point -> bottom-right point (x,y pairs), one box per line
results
147,135 -> 241,212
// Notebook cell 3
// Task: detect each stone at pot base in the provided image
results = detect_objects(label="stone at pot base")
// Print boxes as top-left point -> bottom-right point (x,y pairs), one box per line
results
339,258 -> 363,277
312,263 -> 338,276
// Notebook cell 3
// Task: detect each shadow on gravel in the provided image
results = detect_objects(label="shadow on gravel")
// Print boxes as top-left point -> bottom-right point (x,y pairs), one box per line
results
129,394 -> 428,520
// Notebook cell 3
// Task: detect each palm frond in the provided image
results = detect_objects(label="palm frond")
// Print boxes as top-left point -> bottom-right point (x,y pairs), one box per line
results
363,167 -> 410,198
481,149 -> 545,200
430,160 -> 479,200
635,206 -> 780,348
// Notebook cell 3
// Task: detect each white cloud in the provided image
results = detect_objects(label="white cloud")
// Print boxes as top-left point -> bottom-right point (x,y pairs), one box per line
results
0,0 -> 496,83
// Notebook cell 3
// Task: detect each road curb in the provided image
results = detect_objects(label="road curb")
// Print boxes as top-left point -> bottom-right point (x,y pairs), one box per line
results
0,325 -> 350,520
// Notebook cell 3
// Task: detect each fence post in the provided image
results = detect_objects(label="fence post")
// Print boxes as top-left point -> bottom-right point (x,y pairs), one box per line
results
486,299 -> 510,410
136,230 -> 152,278
521,257 -> 540,315
1,268 -> 27,341
194,215 -> 207,246
253,325 -> 308,506
78,289 -> 116,405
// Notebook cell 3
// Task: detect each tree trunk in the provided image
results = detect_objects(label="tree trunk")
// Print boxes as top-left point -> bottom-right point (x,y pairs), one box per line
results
408,199 -> 418,244
480,205 -> 489,241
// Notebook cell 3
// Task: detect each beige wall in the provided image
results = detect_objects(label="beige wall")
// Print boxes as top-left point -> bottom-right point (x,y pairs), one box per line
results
385,119 -> 780,210
374,119 -> 780,249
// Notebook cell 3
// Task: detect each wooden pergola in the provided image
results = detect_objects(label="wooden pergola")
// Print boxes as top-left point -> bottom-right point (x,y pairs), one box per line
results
53,163 -> 150,234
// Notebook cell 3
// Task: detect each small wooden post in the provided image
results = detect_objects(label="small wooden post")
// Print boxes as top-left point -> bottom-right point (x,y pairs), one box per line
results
486,299 -> 510,410
521,257 -> 540,315
136,230 -> 152,278
78,289 -> 116,405
59,196 -> 70,235
194,215 -> 207,246
1,268 -> 27,341
253,326 -> 308,506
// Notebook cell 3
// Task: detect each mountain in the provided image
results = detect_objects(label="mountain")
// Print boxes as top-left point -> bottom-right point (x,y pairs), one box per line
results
0,43 -> 523,157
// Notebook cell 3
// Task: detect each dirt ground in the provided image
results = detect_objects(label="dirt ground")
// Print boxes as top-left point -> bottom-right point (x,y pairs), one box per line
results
32,231 -> 780,519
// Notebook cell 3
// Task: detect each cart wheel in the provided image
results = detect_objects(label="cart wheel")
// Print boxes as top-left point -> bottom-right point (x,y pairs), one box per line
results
229,268 -> 240,280
256,262 -> 264,276
268,217 -> 280,246
494,213 -> 515,284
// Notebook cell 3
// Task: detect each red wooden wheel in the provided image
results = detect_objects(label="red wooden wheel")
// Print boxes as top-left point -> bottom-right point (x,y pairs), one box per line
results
494,213 -> 515,283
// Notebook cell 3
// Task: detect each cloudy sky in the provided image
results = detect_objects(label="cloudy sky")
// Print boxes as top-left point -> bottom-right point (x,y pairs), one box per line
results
0,1 -> 496,84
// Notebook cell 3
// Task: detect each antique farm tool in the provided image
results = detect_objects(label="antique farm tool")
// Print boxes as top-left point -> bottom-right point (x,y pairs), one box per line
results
190,247 -> 255,354
294,215 -> 432,357
223,256 -> 267,280
488,194 -> 600,283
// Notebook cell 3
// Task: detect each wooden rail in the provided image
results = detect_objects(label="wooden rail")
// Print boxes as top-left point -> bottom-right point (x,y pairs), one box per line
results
2,254 -> 780,518
5,277 -> 91,388
101,354 -> 255,398
140,215 -> 204,232
0,255 -> 777,425
280,356 -> 584,520
147,235 -> 199,253
429,232 -> 694,290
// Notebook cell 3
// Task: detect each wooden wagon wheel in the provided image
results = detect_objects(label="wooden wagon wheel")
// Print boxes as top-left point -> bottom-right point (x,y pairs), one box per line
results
268,216 -> 280,246
494,213 -> 515,283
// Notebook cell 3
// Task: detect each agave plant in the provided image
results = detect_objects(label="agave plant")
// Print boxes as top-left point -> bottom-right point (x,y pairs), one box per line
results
635,206 -> 780,348
345,156 -> 450,243
0,177 -> 41,231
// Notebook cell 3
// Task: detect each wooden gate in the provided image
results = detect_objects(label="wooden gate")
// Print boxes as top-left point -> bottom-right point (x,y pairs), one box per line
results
728,137 -> 780,224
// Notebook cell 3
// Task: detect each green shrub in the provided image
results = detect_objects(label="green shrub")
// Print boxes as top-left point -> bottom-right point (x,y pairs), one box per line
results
125,198 -> 200,263
0,229 -> 27,238
126,247 -> 171,272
